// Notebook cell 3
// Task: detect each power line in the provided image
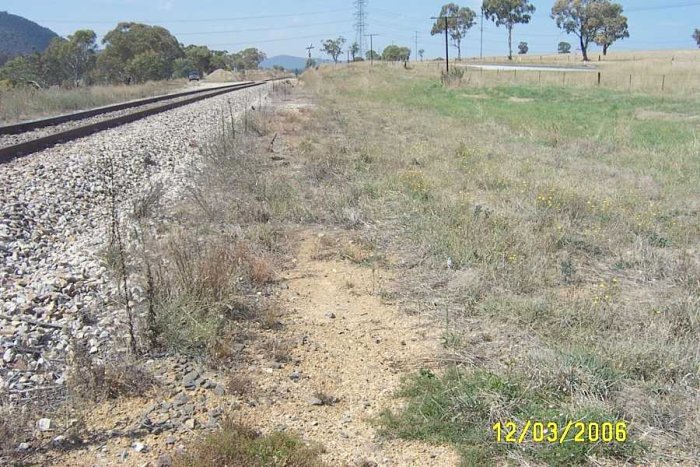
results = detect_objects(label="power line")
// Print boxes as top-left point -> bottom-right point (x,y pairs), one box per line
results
174,20 -> 352,36
205,31 -> 355,48
35,8 -> 355,24
625,1 -> 700,12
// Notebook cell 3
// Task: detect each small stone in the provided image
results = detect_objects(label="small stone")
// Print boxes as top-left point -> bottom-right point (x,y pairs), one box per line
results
156,454 -> 173,467
173,393 -> 190,406
308,397 -> 323,406
181,404 -> 195,416
89,346 -> 98,354
37,418 -> 52,431
3,348 -> 14,363
290,371 -> 301,382
133,442 -> 146,453
325,312 -> 336,319
184,418 -> 195,430
182,370 -> 199,384
212,384 -> 225,396
18,442 -> 30,450
165,435 -> 176,445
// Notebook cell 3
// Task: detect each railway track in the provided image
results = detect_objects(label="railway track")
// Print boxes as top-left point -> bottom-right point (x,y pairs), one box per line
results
0,80 -> 270,163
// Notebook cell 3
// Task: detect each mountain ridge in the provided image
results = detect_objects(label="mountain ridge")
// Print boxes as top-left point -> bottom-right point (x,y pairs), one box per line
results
0,11 -> 59,65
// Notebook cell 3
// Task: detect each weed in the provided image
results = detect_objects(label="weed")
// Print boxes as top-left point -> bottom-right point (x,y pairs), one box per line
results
173,420 -> 326,467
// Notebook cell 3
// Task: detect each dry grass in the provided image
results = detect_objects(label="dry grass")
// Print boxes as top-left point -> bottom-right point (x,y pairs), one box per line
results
350,49 -> 700,95
292,61 -> 699,463
173,419 -> 326,467
0,79 -> 188,124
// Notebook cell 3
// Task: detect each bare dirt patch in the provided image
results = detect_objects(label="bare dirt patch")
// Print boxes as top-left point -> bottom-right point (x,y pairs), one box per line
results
234,230 -> 460,466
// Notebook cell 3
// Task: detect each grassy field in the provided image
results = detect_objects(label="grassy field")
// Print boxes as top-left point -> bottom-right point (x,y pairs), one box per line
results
0,79 -> 188,124
411,49 -> 700,95
291,60 -> 699,464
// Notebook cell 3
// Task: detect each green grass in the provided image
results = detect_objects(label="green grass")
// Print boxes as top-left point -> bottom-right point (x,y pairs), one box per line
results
377,368 -> 641,466
298,65 -> 699,464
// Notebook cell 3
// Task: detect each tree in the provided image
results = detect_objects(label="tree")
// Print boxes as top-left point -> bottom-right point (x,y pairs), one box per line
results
366,50 -> 381,61
418,49 -> 425,61
558,41 -> 572,53
350,42 -> 360,61
305,58 -> 317,69
551,0 -> 624,62
0,53 -> 45,87
98,22 -> 184,82
431,3 -> 477,60
172,57 -> 196,79
518,41 -> 528,54
184,45 -> 213,74
41,30 -> 98,86
382,45 -> 411,62
230,48 -> 266,70
482,0 -> 536,60
594,2 -> 628,55
321,37 -> 346,63
209,50 -> 229,71
692,28 -> 700,48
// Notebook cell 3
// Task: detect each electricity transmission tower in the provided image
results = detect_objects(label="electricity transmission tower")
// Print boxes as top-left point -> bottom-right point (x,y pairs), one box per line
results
354,0 -> 368,58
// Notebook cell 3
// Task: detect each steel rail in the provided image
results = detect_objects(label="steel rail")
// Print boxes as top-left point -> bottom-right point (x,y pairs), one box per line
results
0,82 -> 255,136
0,81 -> 265,164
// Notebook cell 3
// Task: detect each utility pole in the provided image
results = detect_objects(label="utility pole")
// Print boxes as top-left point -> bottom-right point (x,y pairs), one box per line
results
305,43 -> 315,59
431,16 -> 456,72
480,10 -> 484,59
414,31 -> 419,62
365,33 -> 378,65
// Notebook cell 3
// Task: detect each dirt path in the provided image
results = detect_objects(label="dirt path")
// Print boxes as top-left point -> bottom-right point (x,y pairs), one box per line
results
237,230 -> 459,466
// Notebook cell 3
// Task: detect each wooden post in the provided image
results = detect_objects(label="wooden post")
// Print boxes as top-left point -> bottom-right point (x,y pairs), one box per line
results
629,74 -> 632,91
538,71 -> 541,85
662,75 -> 666,91
597,72 -> 601,86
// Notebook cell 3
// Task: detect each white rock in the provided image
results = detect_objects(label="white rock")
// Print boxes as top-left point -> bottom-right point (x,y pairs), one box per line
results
37,418 -> 52,431
3,348 -> 14,363
133,442 -> 146,452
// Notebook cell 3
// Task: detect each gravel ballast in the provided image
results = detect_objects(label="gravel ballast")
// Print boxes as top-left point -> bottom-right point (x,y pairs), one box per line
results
0,83 -> 272,398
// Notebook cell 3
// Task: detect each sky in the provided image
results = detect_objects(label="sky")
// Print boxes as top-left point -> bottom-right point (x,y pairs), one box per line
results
3,1 -> 700,59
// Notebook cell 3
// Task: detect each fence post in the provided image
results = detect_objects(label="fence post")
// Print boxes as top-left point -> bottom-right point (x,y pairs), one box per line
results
538,71 -> 541,85
562,72 -> 566,85
597,72 -> 601,86
629,74 -> 632,91
661,75 -> 666,92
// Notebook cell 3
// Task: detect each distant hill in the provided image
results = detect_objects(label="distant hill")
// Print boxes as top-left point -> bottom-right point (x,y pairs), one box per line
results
260,55 -> 308,71
0,11 -> 59,65
260,55 -> 333,71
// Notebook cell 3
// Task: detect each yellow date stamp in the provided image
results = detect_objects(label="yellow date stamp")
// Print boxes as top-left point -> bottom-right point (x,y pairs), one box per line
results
493,421 -> 628,444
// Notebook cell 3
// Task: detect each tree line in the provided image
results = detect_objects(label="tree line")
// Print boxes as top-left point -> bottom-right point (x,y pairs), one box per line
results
318,36 -> 412,64
0,22 -> 267,88
429,0 -> 635,62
